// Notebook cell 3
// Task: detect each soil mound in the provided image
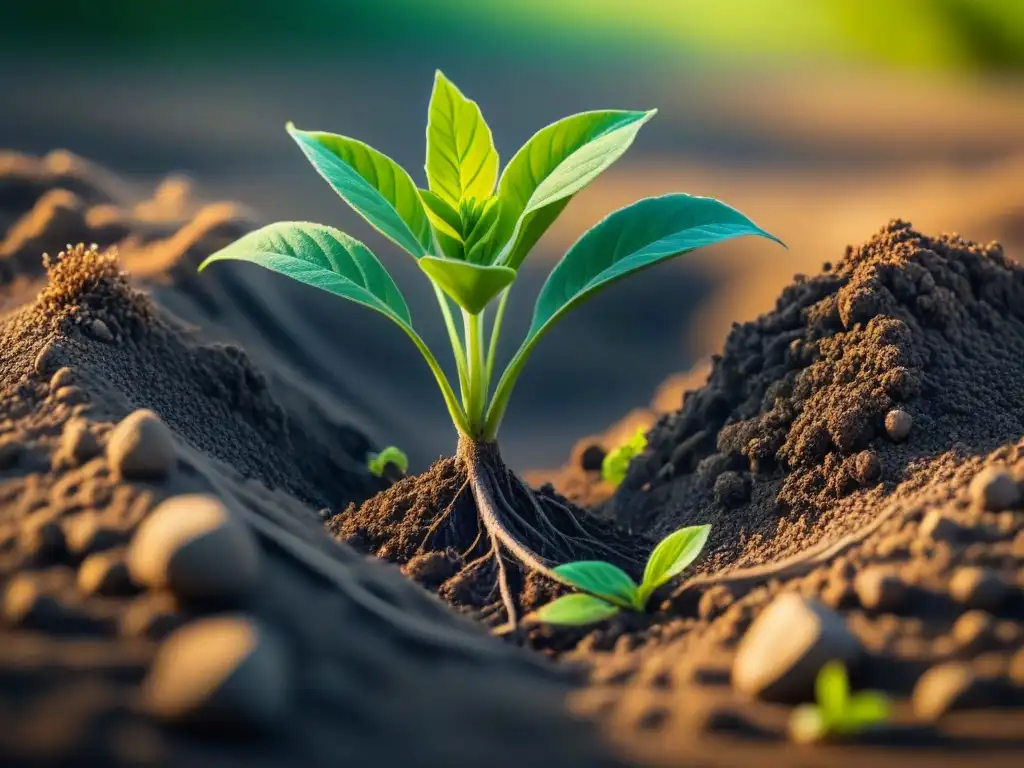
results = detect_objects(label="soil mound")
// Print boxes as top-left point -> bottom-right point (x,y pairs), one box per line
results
619,220 -> 1024,573
0,155 -> 619,768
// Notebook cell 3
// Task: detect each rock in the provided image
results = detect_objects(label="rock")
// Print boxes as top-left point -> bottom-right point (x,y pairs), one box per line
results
49,366 -> 75,390
731,593 -> 861,702
578,443 -> 606,472
884,409 -> 913,441
78,551 -> 137,597
87,318 -> 114,343
968,467 -> 1020,511
55,418 -> 101,467
126,494 -> 260,605
912,663 -> 986,720
854,567 -> 906,612
919,509 -> 964,542
948,567 -> 1010,611
851,450 -> 881,485
951,610 -> 995,652
143,616 -> 290,732
106,409 -> 176,481
54,385 -> 87,405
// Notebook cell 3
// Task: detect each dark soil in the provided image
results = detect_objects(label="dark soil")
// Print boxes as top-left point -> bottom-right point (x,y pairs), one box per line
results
0,153 -> 619,768
617,221 -> 1024,573
331,447 -> 648,628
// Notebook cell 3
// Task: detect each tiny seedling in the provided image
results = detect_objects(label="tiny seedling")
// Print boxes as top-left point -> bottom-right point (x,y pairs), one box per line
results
789,661 -> 890,744
534,524 -> 711,625
601,426 -> 648,487
200,70 -> 781,626
367,446 -> 409,478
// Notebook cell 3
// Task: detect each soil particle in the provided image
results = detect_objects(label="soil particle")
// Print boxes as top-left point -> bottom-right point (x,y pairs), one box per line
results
884,408 -> 913,441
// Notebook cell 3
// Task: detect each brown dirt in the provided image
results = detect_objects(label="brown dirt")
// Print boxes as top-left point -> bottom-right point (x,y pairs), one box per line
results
0,152 -> 622,768
3,149 -> 1023,767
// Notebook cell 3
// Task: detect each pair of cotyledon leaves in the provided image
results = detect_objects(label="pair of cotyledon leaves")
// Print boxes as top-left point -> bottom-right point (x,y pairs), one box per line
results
536,524 -> 711,625
789,661 -> 890,743
199,71 -> 781,358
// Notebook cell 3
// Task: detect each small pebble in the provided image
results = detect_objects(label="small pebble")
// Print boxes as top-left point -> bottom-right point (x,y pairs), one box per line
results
948,567 -> 1010,611
87,318 -> 114,343
64,514 -> 123,558
714,471 -> 750,508
56,418 -> 101,467
49,367 -> 75,390
912,662 -> 983,720
106,409 -> 176,481
854,567 -> 906,612
731,593 -> 861,702
126,494 -> 260,605
952,610 -> 995,652
78,551 -> 137,597
54,386 -> 87,405
884,409 -> 913,442
919,509 -> 964,542
143,616 -> 289,732
968,467 -> 1020,511
852,450 -> 881,485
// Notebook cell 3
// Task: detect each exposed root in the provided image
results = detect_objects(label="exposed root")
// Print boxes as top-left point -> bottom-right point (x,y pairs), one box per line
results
457,437 -> 640,628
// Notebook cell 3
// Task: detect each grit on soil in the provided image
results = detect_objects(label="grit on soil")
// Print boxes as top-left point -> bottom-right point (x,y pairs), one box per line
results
1,151 -> 1023,768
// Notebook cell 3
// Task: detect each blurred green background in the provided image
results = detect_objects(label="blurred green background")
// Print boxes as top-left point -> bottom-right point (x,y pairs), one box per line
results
3,0 -> 1023,71
1,1 -> 1022,470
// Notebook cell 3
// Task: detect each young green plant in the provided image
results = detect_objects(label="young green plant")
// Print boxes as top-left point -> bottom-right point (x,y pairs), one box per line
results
534,524 -> 711,625
789,661 -> 890,744
601,426 -> 648,487
367,446 -> 409,478
199,70 -> 782,627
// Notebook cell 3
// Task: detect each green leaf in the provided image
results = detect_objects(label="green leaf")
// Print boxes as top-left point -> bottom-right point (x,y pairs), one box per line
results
418,257 -> 516,315
426,71 -> 499,209
420,188 -> 465,260
836,691 -> 890,734
287,123 -> 431,258
198,222 -> 412,327
462,196 -> 502,264
368,446 -> 408,477
526,194 -> 784,349
639,524 -> 712,602
494,109 -> 656,270
816,661 -> 850,721
788,704 -> 828,744
601,426 -> 648,487
552,561 -> 639,609
533,593 -> 621,626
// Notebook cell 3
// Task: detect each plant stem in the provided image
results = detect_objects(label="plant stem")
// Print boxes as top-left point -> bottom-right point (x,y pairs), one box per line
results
463,309 -> 488,435
432,283 -> 470,405
485,287 -> 510,385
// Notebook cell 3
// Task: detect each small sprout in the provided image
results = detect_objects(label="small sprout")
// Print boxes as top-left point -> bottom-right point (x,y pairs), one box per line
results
600,426 -> 647,487
789,661 -> 890,744
367,446 -> 409,478
533,524 -> 711,625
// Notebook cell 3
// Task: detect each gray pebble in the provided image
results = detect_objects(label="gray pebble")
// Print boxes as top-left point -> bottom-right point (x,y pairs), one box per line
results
87,318 -> 114,343
126,494 -> 260,605
143,616 -> 289,732
106,409 -> 176,481
968,467 -> 1020,511
731,593 -> 861,702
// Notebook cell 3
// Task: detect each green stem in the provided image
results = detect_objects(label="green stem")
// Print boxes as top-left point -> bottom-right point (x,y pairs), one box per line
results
485,287 -> 510,385
432,283 -> 471,407
463,309 -> 488,435
400,325 -> 471,436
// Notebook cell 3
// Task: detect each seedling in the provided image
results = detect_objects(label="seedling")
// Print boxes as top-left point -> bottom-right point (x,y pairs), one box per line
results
367,446 -> 409,478
199,70 -> 781,626
789,661 -> 890,744
534,524 -> 711,625
601,426 -> 648,487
